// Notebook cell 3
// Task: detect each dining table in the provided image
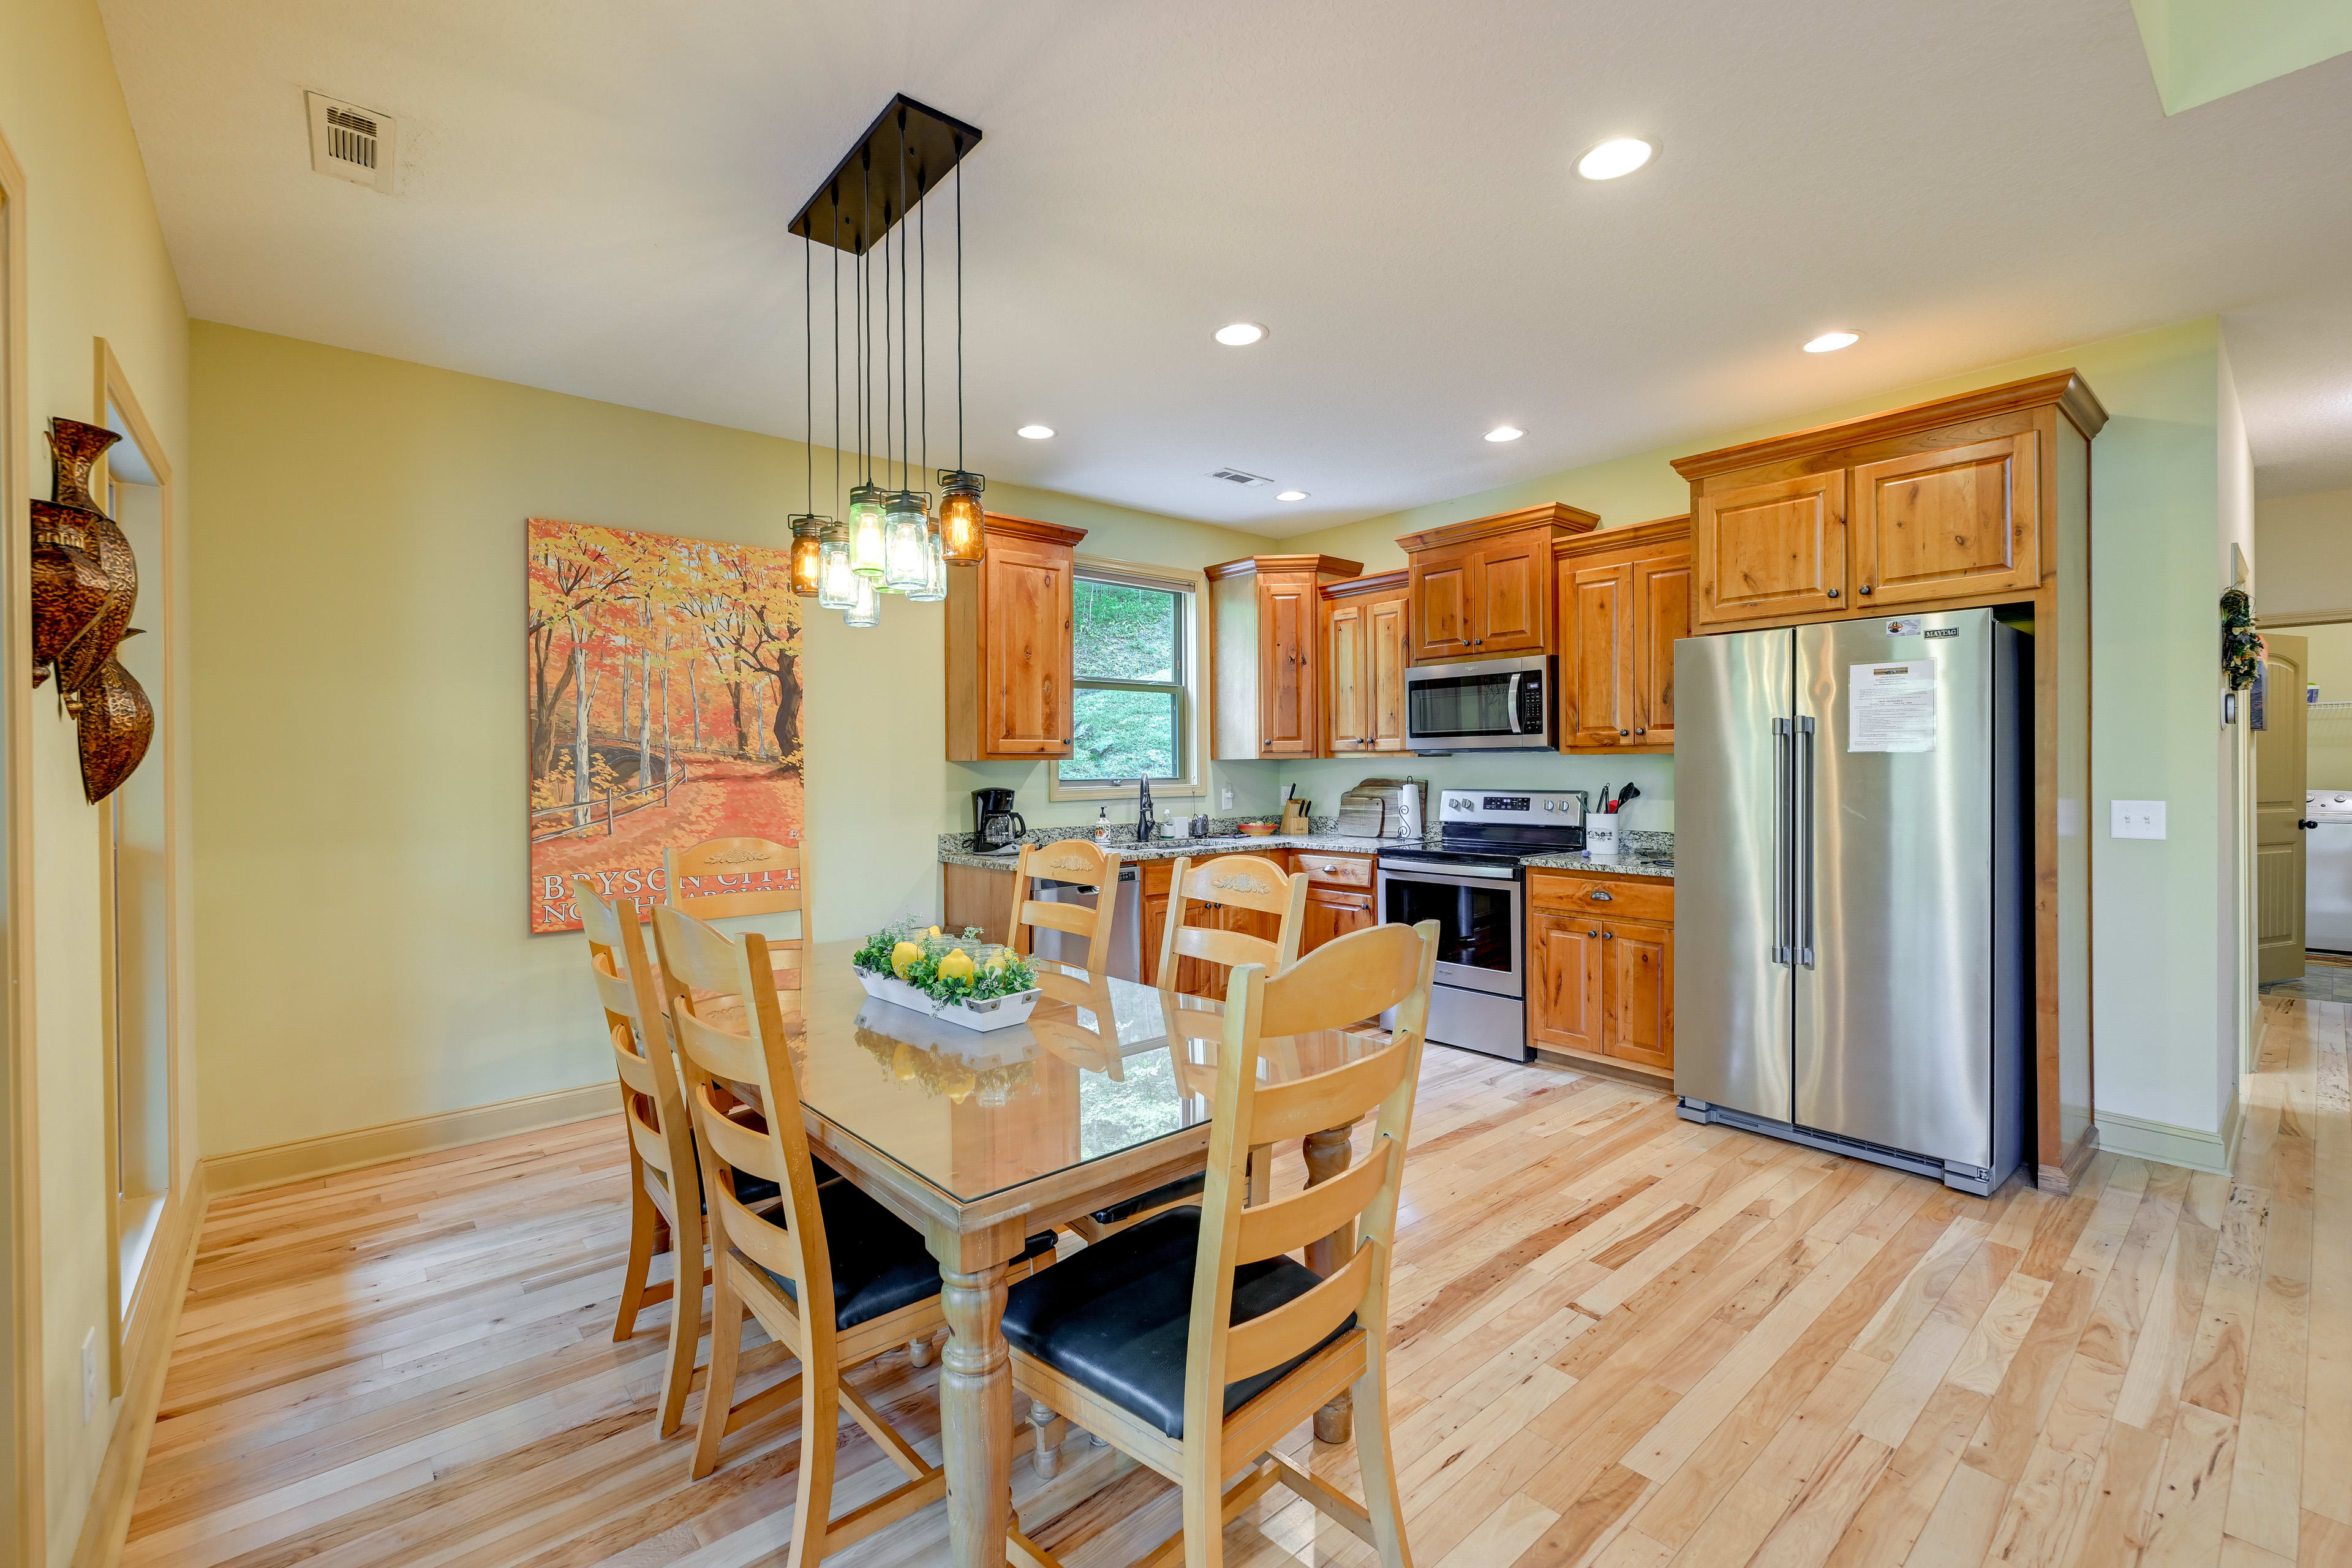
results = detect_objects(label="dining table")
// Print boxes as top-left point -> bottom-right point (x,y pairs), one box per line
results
762,938 -> 1399,1568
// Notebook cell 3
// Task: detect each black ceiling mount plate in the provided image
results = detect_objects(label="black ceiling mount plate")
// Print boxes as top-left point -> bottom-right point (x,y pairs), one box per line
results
790,94 -> 982,256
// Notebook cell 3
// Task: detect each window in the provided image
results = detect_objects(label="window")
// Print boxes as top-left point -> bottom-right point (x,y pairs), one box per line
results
1050,562 -> 1205,799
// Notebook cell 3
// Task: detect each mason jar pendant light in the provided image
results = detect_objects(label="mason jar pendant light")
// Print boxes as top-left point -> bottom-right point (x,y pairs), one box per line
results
793,97 -> 984,622
938,132 -> 986,564
787,218 -> 832,597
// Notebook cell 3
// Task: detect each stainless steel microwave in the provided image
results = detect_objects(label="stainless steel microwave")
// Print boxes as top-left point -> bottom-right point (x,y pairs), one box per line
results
1404,654 -> 1555,752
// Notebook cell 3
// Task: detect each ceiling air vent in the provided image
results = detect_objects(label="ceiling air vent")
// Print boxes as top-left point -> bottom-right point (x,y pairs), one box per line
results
306,91 -> 396,193
1208,468 -> 1273,488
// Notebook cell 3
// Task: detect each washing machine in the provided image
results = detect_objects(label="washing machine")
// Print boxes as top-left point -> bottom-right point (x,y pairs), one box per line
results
2307,791 -> 2352,953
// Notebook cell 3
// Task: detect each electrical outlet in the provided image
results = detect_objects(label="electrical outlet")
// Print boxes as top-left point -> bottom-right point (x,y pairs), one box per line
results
1221,785 -> 1234,810
2110,800 -> 2166,840
81,1328 -> 100,1422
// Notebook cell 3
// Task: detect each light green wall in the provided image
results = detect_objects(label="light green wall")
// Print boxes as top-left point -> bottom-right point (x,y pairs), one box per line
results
2130,0 -> 2352,113
186,323 -> 1281,1161
1284,319 -> 2238,1139
2297,624 -> 2352,788
1,0 -> 193,1558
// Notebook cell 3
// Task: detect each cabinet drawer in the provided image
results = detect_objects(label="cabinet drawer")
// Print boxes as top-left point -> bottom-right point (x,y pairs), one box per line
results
1297,852 -> 1373,889
1526,872 -> 1673,923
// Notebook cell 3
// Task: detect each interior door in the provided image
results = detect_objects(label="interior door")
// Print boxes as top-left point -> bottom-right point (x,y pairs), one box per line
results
2256,633 -> 2309,984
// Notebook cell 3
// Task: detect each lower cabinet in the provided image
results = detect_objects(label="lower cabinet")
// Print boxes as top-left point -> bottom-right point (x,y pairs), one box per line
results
1526,870 -> 1675,1079
1302,884 -> 1375,953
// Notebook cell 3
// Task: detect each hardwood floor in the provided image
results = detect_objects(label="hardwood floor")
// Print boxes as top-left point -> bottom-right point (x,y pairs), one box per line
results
126,994 -> 2348,1568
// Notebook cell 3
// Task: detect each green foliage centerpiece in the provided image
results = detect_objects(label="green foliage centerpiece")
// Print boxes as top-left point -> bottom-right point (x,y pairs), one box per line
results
851,920 -> 1042,1031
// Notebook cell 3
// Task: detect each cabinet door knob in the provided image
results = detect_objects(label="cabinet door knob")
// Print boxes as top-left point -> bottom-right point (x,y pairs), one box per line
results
1619,729 -> 1630,736
1603,931 -> 1615,940
1635,727 -> 1646,736
1587,888 -> 1613,901
1322,863 -> 1338,873
1826,588 -> 1841,598
1860,584 -> 1874,595
1588,929 -> 1599,938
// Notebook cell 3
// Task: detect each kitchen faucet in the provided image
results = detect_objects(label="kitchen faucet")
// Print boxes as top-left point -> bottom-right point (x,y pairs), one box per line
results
1133,775 -> 1155,843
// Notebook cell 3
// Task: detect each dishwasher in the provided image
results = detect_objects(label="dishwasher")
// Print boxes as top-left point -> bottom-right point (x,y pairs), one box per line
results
2309,791 -> 2352,954
1028,865 -> 1143,981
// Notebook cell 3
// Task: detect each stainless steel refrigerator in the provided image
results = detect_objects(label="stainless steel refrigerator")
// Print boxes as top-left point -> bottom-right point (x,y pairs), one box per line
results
1673,608 -> 2029,1196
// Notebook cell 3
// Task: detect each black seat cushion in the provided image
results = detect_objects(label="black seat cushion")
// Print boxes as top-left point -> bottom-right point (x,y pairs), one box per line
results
1090,1172 -> 1205,1226
755,1177 -> 1056,1331
645,1161 -> 780,1212
1001,1207 -> 1354,1438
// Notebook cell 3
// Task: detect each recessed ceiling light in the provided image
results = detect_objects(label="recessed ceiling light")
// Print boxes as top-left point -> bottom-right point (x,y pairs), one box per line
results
1276,489 -> 1309,502
1016,424 -> 1055,439
1802,331 -> 1861,353
1214,322 -> 1267,347
1575,138 -> 1655,181
1485,425 -> 1525,443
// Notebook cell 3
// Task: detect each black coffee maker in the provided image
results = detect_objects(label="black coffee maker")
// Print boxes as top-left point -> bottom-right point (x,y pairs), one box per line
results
972,788 -> 1025,850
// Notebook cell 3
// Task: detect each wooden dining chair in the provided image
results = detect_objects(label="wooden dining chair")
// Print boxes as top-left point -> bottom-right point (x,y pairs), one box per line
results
1156,851 -> 1309,1000
1008,838 -> 1125,997
1000,919 -> 1439,1568
1067,854 -> 1308,1246
575,877 -> 715,1439
666,835 -> 807,989
649,903 -> 1055,1556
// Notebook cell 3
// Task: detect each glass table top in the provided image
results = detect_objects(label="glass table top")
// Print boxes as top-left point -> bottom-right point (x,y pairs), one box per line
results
772,940 -> 1395,1204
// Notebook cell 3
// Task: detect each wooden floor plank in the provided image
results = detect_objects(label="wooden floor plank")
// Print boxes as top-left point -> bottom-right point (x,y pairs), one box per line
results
125,997 -> 2351,1568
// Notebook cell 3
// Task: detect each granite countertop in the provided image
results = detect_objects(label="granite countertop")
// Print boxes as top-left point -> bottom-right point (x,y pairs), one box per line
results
940,820 -> 1673,878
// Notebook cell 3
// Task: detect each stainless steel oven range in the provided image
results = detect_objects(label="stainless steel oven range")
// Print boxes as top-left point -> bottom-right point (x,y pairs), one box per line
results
1376,787 -> 1586,1061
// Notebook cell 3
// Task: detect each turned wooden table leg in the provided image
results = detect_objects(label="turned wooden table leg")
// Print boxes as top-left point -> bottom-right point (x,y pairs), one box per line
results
1303,1120 -> 1360,1445
938,1259 -> 1014,1568
1029,1398 -> 1065,1479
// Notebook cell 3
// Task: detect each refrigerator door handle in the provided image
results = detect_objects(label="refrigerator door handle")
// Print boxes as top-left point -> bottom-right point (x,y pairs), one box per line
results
1796,715 -> 1816,968
1772,717 -> 1792,966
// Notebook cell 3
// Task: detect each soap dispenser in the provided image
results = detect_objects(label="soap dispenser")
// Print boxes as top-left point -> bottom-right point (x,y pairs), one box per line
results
1093,805 -> 1111,844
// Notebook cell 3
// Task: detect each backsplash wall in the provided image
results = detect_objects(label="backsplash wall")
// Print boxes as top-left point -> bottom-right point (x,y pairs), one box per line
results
1274,753 -> 1673,834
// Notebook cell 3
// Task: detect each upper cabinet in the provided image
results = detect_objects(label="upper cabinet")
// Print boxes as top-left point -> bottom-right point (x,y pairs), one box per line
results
944,513 -> 1087,761
1322,571 -> 1410,755
1398,503 -> 1597,664
1556,516 -> 1690,753
1207,554 -> 1363,760
1676,372 -> 2099,631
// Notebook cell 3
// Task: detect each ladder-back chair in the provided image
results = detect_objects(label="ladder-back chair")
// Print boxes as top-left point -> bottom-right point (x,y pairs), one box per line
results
575,878 -> 714,1438
1156,851 -> 1308,1000
665,835 -> 807,989
649,903 -> 1053,1556
1008,838 -> 1125,1000
1000,919 -> 1439,1568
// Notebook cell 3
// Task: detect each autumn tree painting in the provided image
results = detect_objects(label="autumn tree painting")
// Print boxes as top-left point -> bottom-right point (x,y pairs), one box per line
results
527,518 -> 803,933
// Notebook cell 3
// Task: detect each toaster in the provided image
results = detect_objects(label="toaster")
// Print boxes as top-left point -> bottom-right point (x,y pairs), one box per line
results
1335,777 -> 1428,840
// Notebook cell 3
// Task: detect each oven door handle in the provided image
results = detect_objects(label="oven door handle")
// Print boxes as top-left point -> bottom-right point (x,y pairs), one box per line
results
1379,858 -> 1520,880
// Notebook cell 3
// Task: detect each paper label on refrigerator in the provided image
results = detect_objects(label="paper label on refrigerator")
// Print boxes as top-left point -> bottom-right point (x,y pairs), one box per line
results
1849,661 -> 1936,753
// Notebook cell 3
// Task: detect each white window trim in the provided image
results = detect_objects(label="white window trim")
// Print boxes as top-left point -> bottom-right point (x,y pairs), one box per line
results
1049,556 -> 1209,801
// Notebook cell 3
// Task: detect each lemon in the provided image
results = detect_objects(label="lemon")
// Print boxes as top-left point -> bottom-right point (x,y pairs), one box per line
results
889,940 -> 924,978
927,925 -> 942,938
984,952 -> 1008,973
937,949 -> 977,982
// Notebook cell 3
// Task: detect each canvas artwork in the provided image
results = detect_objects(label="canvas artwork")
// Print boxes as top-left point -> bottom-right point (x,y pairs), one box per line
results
527,518 -> 804,933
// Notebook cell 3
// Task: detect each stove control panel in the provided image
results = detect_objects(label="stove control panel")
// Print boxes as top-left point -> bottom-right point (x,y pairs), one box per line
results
1436,789 -> 1588,825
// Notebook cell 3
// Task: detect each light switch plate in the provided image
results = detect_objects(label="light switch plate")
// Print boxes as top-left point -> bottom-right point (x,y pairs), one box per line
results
2111,800 -> 2166,839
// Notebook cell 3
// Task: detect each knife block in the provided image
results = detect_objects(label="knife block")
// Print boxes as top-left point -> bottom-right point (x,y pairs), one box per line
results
1280,800 -> 1311,834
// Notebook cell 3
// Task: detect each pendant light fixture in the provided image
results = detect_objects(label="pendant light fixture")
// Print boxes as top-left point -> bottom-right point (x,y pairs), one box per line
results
791,97 -> 983,621
788,223 -> 831,596
937,132 -> 986,564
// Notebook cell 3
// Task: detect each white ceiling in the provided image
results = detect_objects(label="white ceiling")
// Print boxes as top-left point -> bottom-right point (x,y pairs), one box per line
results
96,0 -> 2352,531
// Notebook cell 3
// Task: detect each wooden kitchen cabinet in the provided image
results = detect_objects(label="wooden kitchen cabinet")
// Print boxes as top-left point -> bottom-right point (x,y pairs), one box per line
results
1321,571 -> 1409,755
1526,870 -> 1675,1079
944,512 -> 1087,761
1556,516 -> 1691,753
1397,503 -> 1598,665
1674,371 -> 2111,1193
1296,851 -> 1375,954
1208,554 -> 1363,760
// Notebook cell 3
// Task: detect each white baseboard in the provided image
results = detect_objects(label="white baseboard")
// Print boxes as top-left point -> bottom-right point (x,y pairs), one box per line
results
2093,1109 -> 2234,1175
202,1082 -> 617,1196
